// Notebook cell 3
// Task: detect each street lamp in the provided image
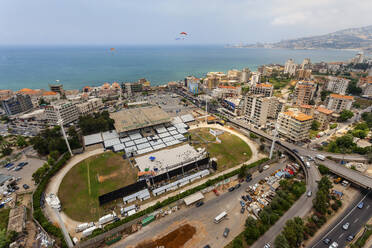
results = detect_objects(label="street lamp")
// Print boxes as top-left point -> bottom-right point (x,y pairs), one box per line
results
57,108 -> 73,157
269,123 -> 279,159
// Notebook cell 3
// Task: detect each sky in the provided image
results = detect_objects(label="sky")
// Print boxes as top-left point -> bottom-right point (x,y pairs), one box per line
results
1,0 -> 372,45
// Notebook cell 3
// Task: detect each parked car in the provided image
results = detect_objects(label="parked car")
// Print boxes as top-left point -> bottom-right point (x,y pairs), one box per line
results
240,200 -> 245,207
307,191 -> 312,197
357,202 -> 364,209
240,207 -> 245,214
323,238 -> 331,244
203,245 -> 211,248
346,234 -> 354,241
223,228 -> 230,238
195,201 -> 204,207
23,184 -> 30,190
342,222 -> 350,230
228,187 -> 235,192
329,241 -> 338,248
234,184 -> 241,189
264,244 -> 271,248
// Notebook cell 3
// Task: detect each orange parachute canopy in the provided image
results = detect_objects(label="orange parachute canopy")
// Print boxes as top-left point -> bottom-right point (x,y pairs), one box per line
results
180,32 -> 187,35
110,48 -> 115,51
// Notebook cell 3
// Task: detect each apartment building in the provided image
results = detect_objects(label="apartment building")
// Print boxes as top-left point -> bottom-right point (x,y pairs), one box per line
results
1,94 -> 33,115
358,76 -> 372,96
76,98 -> 103,116
299,104 -> 314,116
249,83 -> 273,97
297,69 -> 312,80
284,59 -> 297,76
314,106 -> 333,130
326,76 -> 350,94
122,82 -> 143,96
277,109 -> 313,143
326,94 -> 354,112
243,95 -> 283,127
293,81 -> 316,105
49,84 -> 64,95
212,85 -> 242,98
44,101 -> 79,125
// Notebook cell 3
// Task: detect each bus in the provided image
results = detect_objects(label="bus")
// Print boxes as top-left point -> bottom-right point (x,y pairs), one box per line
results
214,211 -> 227,223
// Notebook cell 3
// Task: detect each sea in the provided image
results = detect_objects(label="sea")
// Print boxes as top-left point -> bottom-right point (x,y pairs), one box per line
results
0,45 -> 356,91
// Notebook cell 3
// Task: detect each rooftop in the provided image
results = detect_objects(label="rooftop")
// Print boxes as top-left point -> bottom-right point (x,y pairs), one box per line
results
316,106 -> 333,115
300,104 -> 313,109
255,83 -> 273,88
110,106 -> 171,133
283,110 -> 313,122
330,94 -> 354,100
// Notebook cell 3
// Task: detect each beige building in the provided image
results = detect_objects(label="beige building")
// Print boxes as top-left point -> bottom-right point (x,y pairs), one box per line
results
45,101 -> 79,125
76,98 -> 103,116
297,69 -> 312,80
314,106 -> 333,130
277,109 -> 313,142
326,76 -> 349,95
293,81 -> 316,105
249,83 -> 274,97
326,94 -> 354,112
299,104 -> 314,116
284,59 -> 297,76
243,95 -> 283,127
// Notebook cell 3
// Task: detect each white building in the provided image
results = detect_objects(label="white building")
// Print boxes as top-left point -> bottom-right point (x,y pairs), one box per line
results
250,72 -> 261,85
76,98 -> 103,116
249,83 -> 274,97
326,76 -> 350,95
284,59 -> 297,76
326,94 -> 354,112
45,101 -> 79,125
277,109 -> 313,143
241,68 -> 251,83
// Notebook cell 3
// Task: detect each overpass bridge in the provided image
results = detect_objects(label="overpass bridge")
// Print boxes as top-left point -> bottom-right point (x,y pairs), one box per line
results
230,119 -> 372,190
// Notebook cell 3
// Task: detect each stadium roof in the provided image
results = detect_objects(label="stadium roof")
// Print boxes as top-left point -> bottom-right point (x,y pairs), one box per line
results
83,133 -> 103,146
110,106 -> 171,133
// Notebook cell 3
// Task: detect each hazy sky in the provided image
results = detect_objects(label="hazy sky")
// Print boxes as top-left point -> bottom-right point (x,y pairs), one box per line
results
1,0 -> 372,45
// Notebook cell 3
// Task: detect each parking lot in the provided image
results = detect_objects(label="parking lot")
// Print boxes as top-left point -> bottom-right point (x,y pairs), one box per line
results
0,156 -> 45,193
112,161 -> 287,248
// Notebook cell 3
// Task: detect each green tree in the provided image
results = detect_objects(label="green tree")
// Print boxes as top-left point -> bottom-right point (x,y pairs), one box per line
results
338,110 -> 354,122
0,229 -> 8,248
244,217 -> 261,244
347,81 -> 362,95
274,234 -> 290,248
318,164 -> 329,175
282,217 -> 305,247
16,136 -> 27,148
311,120 -> 320,131
232,237 -> 243,248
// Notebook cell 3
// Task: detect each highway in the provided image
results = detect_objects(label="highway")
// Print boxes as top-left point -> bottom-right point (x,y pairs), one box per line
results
310,190 -> 372,248
230,119 -> 372,189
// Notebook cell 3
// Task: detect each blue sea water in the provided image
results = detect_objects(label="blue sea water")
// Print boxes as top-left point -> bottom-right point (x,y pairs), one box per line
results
0,45 -> 356,91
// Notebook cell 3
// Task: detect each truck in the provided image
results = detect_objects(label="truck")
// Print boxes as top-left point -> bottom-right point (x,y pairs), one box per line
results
75,222 -> 94,233
98,212 -> 117,225
214,211 -> 227,224
82,226 -> 98,237
316,154 -> 325,161
141,215 -> 155,226
334,177 -> 342,184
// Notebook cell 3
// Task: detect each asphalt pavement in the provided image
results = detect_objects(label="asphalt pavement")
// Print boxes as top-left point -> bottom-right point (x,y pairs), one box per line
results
310,190 -> 372,248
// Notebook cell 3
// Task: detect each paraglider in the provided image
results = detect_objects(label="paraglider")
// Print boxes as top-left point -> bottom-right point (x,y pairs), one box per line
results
110,48 -> 115,51
175,32 -> 189,41
180,32 -> 187,35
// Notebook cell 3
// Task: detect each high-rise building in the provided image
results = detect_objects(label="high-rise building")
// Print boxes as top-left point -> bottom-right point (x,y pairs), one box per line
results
44,101 -> 79,125
301,58 -> 311,70
250,72 -> 261,85
284,59 -> 297,76
297,69 -> 312,80
249,83 -> 273,97
314,106 -> 333,130
277,109 -> 313,143
326,76 -> 350,94
241,68 -> 251,83
1,94 -> 33,115
243,95 -> 283,127
326,94 -> 354,112
293,81 -> 316,105
49,83 -> 64,95
75,98 -> 103,116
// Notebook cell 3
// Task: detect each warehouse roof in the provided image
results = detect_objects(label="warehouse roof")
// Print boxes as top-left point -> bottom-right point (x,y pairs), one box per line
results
110,106 -> 171,133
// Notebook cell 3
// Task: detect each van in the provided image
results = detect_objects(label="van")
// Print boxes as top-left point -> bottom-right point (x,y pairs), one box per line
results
316,154 -> 325,161
306,162 -> 311,168
307,191 -> 312,197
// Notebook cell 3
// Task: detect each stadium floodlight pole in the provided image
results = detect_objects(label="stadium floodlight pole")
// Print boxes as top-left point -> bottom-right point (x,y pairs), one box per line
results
57,108 -> 73,157
269,123 -> 279,159
205,97 -> 208,124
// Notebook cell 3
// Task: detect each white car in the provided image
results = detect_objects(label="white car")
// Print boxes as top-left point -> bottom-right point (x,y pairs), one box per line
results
342,222 -> 350,230
264,244 -> 271,248
329,241 -> 338,248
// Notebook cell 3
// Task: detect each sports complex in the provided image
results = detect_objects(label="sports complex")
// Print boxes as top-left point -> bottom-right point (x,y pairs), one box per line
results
55,106 -> 253,229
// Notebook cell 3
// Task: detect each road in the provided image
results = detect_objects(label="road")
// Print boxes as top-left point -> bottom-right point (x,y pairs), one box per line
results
112,161 -> 287,248
310,190 -> 372,248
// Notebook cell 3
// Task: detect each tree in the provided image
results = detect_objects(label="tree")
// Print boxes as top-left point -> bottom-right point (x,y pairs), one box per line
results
232,237 -> 243,248
244,217 -> 261,244
338,110 -> 354,122
259,144 -> 265,151
0,229 -> 8,248
347,81 -> 362,95
1,147 -> 12,156
274,234 -> 290,248
311,120 -> 320,131
318,164 -> 329,175
16,136 -> 27,148
361,112 -> 372,128
320,90 -> 331,101
282,217 -> 305,247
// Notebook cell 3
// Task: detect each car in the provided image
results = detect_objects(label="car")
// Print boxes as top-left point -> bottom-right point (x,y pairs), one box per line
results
13,186 -> 19,190
240,207 -> 245,214
223,228 -> 230,238
22,184 -> 29,190
240,201 -> 246,207
346,234 -> 354,241
234,184 -> 241,189
329,241 -> 338,248
307,191 -> 312,197
203,245 -> 211,248
195,201 -> 204,207
14,166 -> 22,171
323,238 -> 331,244
7,166 -> 14,171
292,149 -> 298,153
264,243 -> 271,248
15,177 -> 22,182
342,222 -> 350,230
242,195 -> 247,201
357,202 -> 364,209
228,187 -> 235,192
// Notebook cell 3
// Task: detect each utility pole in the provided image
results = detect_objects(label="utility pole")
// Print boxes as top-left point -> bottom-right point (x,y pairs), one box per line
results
205,97 -> 208,124
57,108 -> 73,157
269,123 -> 279,159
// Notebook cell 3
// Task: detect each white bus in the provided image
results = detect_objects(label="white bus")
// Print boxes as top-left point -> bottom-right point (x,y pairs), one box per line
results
214,211 -> 227,223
